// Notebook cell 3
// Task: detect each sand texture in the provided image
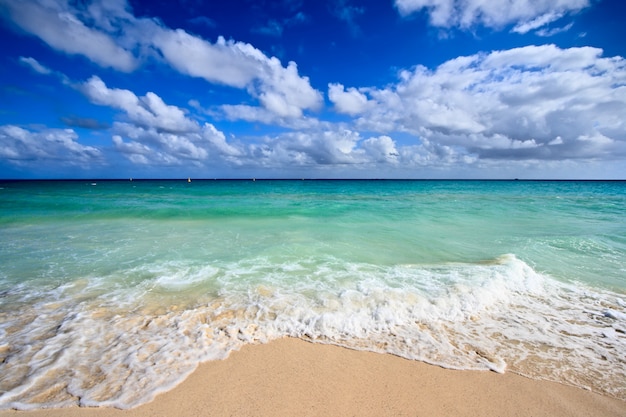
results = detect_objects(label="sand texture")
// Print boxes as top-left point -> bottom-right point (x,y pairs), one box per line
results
1,338 -> 624,417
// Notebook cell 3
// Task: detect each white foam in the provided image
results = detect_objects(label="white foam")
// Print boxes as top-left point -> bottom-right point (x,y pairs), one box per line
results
1,254 -> 625,409
150,264 -> 220,290
604,309 -> 626,321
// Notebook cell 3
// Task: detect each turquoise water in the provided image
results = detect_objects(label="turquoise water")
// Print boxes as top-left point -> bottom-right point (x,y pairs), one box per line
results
0,180 -> 625,408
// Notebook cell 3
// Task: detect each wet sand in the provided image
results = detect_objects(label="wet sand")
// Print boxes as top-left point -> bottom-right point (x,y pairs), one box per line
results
1,337 -> 624,417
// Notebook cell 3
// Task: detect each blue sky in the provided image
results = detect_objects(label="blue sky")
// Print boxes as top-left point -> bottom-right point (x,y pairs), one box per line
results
1,0 -> 625,179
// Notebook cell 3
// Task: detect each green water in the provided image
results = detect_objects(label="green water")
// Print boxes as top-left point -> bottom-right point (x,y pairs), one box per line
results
2,180 -> 624,289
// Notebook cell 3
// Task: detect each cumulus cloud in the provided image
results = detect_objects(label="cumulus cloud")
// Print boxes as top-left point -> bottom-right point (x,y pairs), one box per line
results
154,25 -> 322,119
241,129 -> 442,171
111,124 -> 207,166
362,136 -> 400,163
237,128 -> 479,176
342,45 -> 626,161
5,0 -> 624,178
0,0 -> 322,120
394,0 -> 590,32
73,75 -> 244,167
255,59 -> 322,118
220,104 -> 321,130
328,83 -> 373,115
110,122 -> 241,167
279,129 -> 363,165
0,125 -> 102,166
79,76 -> 199,133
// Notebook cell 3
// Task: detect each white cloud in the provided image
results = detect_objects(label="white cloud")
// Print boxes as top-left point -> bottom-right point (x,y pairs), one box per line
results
328,83 -> 372,115
241,129 -> 467,172
133,13 -> 323,119
79,76 -> 199,133
111,135 -> 152,165
511,12 -> 564,34
151,30 -> 262,89
345,45 -> 626,161
19,56 -> 51,74
0,125 -> 102,166
17,55 -> 71,85
394,0 -> 590,32
4,1 -> 624,178
264,129 -> 363,166
201,123 -> 242,157
110,121 -> 241,167
220,104 -> 321,130
75,76 -> 243,167
255,60 -> 322,118
0,0 -> 138,71
362,136 -> 400,163
1,0 -> 322,120
111,123 -> 206,166
536,22 -> 574,37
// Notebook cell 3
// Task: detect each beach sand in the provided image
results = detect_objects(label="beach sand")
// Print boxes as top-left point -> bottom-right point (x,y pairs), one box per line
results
1,337 -> 623,417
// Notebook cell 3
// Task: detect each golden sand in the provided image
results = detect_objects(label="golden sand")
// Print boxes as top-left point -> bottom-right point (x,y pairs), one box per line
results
1,338 -> 623,417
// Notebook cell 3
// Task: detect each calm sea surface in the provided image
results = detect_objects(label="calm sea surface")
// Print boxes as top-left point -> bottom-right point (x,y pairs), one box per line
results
0,180 -> 624,408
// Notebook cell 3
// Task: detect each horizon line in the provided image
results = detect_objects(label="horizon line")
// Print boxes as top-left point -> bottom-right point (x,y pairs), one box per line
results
1,178 -> 625,182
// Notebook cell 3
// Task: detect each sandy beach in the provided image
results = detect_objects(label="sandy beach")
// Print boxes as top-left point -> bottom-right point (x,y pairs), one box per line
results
1,337 -> 623,417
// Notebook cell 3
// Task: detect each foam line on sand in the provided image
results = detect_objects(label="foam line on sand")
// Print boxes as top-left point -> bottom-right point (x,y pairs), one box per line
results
1,338 -> 624,417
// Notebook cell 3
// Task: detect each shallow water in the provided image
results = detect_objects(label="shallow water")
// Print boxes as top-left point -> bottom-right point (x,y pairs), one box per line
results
0,180 -> 625,408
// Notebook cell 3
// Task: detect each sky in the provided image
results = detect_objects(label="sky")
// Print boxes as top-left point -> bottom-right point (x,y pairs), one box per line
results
0,0 -> 625,179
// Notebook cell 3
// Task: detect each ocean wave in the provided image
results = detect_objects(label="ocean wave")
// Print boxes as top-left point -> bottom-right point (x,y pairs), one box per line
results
0,254 -> 625,409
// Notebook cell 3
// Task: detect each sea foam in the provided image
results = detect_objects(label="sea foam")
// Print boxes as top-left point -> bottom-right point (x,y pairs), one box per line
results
1,254 -> 624,409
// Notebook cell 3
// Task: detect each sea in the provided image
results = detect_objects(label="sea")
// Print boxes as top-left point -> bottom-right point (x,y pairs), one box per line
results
0,179 -> 624,409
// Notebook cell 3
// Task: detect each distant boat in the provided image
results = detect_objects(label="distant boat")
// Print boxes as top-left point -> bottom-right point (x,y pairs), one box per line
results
187,177 -> 191,183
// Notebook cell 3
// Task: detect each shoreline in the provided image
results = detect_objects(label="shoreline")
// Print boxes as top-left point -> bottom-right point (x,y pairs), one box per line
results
1,338 -> 623,417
